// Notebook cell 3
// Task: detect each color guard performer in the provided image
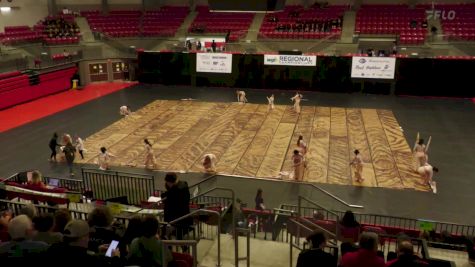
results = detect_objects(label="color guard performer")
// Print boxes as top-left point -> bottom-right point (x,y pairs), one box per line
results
144,139 -> 157,169
413,132 -> 431,168
291,92 -> 302,114
98,147 -> 115,170
236,90 -> 248,103
267,94 -> 275,110
292,150 -> 305,181
297,135 -> 307,155
202,153 -> 217,172
119,105 -> 132,116
417,163 -> 438,193
350,149 -> 364,183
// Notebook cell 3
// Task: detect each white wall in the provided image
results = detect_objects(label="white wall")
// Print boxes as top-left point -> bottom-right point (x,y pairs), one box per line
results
0,0 -> 48,30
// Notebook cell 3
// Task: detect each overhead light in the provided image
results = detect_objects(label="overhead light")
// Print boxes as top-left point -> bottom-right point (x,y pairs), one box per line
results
0,7 -> 12,12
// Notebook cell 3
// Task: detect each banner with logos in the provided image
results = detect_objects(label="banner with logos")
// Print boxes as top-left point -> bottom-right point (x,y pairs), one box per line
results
196,53 -> 233,73
264,55 -> 317,66
351,56 -> 397,79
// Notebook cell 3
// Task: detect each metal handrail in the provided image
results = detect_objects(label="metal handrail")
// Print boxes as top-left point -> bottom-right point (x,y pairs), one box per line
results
168,209 -> 222,267
162,240 -> 198,267
234,227 -> 251,267
297,216 -> 337,245
308,184 -> 364,209
288,218 -> 314,267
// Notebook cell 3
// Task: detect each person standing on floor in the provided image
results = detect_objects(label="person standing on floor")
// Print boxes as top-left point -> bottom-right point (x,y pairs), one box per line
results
297,135 -> 307,156
143,139 -> 157,169
292,150 -> 305,181
74,135 -> 85,159
202,153 -> 217,173
291,92 -> 303,114
350,149 -> 364,183
267,94 -> 275,110
49,133 -> 60,162
162,173 -> 192,240
62,134 -> 76,176
97,147 -> 115,171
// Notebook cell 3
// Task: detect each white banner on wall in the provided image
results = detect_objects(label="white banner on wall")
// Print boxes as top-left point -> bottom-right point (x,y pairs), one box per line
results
351,56 -> 397,79
196,53 -> 233,73
264,55 -> 317,66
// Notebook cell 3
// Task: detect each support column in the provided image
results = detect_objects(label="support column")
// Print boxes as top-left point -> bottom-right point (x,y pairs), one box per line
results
102,0 -> 109,14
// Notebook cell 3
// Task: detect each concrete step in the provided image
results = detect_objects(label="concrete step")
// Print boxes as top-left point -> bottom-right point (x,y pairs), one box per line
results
341,10 -> 356,43
176,11 -> 198,38
75,17 -> 94,42
245,14 -> 265,41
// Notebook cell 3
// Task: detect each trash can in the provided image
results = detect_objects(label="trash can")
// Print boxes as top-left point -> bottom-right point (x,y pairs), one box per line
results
72,79 -> 78,89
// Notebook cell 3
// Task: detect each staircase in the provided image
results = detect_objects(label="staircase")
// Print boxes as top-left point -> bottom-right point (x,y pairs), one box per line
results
175,11 -> 199,38
340,10 -> 356,43
75,17 -> 94,42
245,13 -> 265,41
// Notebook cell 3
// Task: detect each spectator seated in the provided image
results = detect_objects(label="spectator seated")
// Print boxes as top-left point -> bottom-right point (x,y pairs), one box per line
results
189,6 -> 254,42
356,5 -> 427,45
259,5 -> 346,40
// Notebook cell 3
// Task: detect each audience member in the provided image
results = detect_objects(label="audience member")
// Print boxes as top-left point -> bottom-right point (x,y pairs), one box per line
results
87,206 -> 123,252
211,40 -> 217,52
255,188 -> 265,210
297,231 -> 336,267
128,215 -> 173,267
48,219 -> 121,267
339,211 -> 361,243
340,232 -> 385,267
53,208 -> 72,234
0,210 -> 12,242
196,40 -> 202,51
32,213 -> 63,245
119,215 -> 143,256
0,215 -> 48,262
19,203 -> 38,219
386,240 -> 428,267
28,170 -> 46,188
162,172 -> 192,240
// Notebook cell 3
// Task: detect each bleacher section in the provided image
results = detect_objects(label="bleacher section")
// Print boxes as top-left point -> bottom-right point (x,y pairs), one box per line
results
189,6 -> 254,42
355,5 -> 427,45
82,7 -> 189,38
428,3 -> 475,41
259,5 -> 346,40
0,67 -> 77,110
0,26 -> 41,45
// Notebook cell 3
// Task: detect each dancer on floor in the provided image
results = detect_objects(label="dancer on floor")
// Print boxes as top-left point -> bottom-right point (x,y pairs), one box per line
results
297,135 -> 307,155
144,139 -> 157,169
413,133 -> 431,168
62,134 -> 76,176
291,92 -> 303,114
48,132 -> 60,162
236,90 -> 248,103
350,149 -> 364,183
292,150 -> 305,181
267,94 -> 275,110
417,163 -> 438,192
202,153 -> 217,172
120,105 -> 132,116
98,147 -> 115,171
74,135 -> 85,159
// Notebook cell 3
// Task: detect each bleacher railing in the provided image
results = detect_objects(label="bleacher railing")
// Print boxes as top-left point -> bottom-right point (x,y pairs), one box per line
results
81,167 -> 155,205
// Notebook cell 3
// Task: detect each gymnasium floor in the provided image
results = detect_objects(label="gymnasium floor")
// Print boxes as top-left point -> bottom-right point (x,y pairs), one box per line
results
0,83 -> 474,224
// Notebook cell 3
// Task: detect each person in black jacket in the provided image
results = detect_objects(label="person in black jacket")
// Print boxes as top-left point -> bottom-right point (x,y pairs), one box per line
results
162,172 -> 192,240
49,133 -> 60,162
297,231 -> 336,267
386,240 -> 428,267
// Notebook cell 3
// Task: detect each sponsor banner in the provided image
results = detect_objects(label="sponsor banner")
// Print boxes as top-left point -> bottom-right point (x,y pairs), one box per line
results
351,56 -> 396,79
264,55 -> 317,66
196,53 -> 232,73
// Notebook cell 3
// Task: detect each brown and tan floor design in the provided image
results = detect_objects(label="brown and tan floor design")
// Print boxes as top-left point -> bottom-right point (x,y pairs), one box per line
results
77,100 -> 429,191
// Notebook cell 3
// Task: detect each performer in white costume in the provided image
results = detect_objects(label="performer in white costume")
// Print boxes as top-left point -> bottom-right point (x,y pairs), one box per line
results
267,94 -> 275,110
413,132 -> 431,168
144,139 -> 157,169
290,92 -> 302,114
297,135 -> 307,155
119,105 -> 132,116
202,153 -> 217,172
292,150 -> 305,181
417,163 -> 438,193
98,147 -> 115,170
236,91 -> 248,103
349,149 -> 364,183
